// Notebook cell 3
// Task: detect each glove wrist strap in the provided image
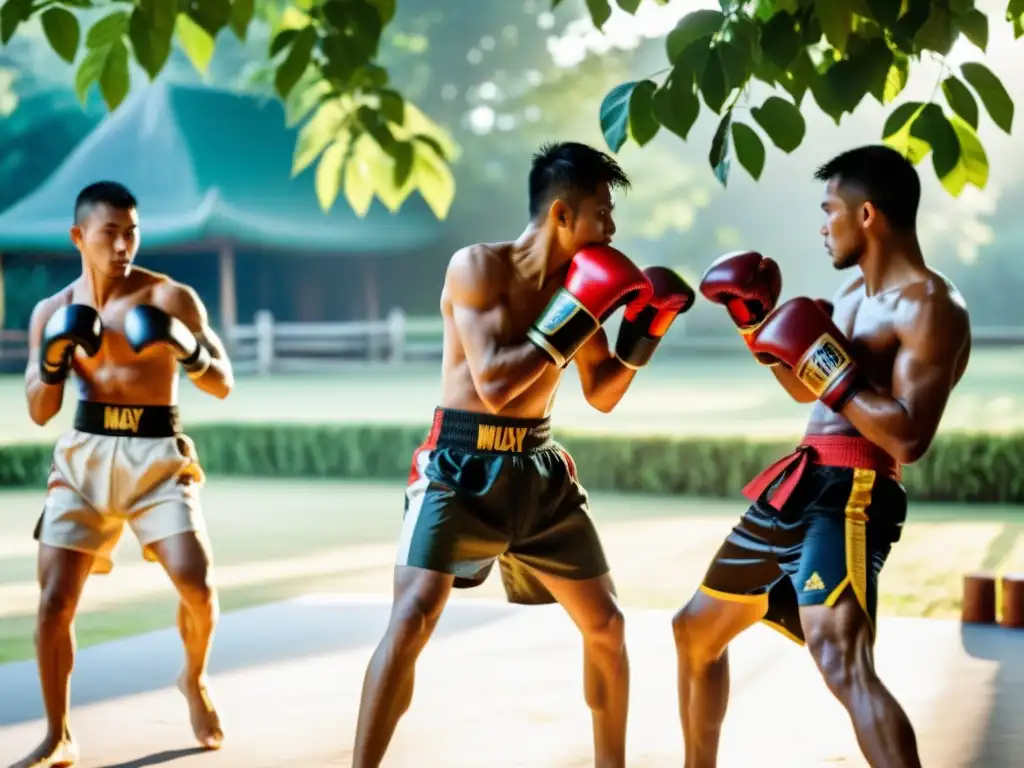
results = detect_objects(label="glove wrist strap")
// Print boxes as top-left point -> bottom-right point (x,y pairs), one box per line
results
182,344 -> 212,379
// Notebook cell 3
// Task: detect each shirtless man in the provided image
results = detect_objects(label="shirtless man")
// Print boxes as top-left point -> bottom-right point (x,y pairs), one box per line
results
350,141 -> 695,767
14,181 -> 234,768
672,145 -> 972,767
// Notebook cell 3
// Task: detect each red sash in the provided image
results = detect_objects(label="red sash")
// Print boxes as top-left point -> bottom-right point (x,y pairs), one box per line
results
741,435 -> 902,508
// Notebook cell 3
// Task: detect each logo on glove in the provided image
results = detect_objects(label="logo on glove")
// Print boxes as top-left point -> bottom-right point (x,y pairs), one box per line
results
795,334 -> 852,396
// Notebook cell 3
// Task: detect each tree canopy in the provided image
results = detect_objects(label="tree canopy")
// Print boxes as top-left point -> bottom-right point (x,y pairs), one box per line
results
0,0 -> 1019,217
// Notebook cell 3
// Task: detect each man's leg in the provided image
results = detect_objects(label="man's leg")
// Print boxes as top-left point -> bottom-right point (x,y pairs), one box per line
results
672,588 -> 766,768
147,531 -> 222,750
800,591 -> 920,767
352,566 -> 454,768
796,471 -> 919,768
524,570 -> 629,768
12,544 -> 94,768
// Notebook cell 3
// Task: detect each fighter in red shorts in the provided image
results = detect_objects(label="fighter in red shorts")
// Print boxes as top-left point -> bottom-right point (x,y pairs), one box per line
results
350,142 -> 694,767
674,145 -> 972,768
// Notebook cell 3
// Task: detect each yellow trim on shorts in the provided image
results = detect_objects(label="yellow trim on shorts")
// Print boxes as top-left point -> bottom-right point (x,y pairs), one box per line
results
760,618 -> 805,647
828,467 -> 877,634
699,584 -> 769,606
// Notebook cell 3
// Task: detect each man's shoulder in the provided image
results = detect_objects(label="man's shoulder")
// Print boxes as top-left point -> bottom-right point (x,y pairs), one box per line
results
446,243 -> 512,295
31,283 -> 76,317
896,270 -> 970,341
834,273 -> 864,299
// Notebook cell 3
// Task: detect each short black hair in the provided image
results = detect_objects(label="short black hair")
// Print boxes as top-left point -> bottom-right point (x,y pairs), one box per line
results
528,141 -> 630,220
74,181 -> 137,224
813,145 -> 920,231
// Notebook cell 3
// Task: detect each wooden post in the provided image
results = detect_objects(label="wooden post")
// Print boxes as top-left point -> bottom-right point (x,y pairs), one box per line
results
218,243 -> 237,350
254,310 -> 274,376
962,572 -> 997,624
999,572 -> 1024,628
387,307 -> 405,364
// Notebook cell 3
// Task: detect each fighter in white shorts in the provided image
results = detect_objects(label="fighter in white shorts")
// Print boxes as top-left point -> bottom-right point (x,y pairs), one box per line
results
14,182 -> 235,768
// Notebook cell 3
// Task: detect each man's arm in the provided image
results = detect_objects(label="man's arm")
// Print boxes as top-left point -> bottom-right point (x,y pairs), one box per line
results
840,291 -> 969,464
448,249 -> 549,413
769,365 -> 818,403
160,284 -> 235,399
573,328 -> 636,413
24,297 -> 65,426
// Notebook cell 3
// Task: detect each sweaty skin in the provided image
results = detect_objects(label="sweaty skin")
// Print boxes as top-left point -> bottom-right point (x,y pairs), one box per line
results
677,173 -> 972,768
770,270 -> 971,462
16,267 -> 231,768
352,187 -> 639,768
440,241 -> 637,416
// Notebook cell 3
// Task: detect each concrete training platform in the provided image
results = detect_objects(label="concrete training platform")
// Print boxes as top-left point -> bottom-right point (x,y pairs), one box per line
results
0,593 -> 1021,767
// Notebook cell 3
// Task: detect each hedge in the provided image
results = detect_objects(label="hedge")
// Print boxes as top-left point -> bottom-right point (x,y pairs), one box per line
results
3,423 -> 1024,504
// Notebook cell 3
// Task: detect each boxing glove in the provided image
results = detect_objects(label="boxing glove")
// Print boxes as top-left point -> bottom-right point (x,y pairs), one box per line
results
527,245 -> 654,368
39,304 -> 103,384
614,266 -> 695,369
747,297 -> 862,412
699,251 -> 782,360
125,305 -> 211,378
816,299 -> 834,317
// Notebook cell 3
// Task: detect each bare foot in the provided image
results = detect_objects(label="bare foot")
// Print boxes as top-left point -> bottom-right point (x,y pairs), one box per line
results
176,673 -> 224,750
9,735 -> 80,767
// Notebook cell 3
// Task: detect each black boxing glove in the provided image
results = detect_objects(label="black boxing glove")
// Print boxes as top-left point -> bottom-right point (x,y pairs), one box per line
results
124,305 -> 211,378
614,266 -> 695,369
39,304 -> 103,384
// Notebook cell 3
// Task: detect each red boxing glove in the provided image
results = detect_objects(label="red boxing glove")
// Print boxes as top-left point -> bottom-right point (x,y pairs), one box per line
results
699,251 -> 782,357
748,297 -> 862,412
615,266 -> 695,369
528,245 -> 654,367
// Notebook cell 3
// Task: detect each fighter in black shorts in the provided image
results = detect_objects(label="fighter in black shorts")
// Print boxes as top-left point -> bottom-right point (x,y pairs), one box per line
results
675,146 -> 971,768
350,142 -> 694,767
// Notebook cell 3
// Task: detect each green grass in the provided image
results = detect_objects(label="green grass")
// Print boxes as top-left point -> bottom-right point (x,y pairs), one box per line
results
0,347 -> 1021,445
1,479 -> 1023,663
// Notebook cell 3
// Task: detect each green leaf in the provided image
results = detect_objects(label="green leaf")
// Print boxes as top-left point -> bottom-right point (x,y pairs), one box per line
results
129,0 -> 175,80
948,113 -> 989,192
599,81 -> 636,153
378,88 -> 404,124
99,38 -> 130,110
651,74 -> 700,141
815,0 -> 853,53
293,99 -> 347,176
176,12 -> 216,75
914,5 -> 957,55
699,48 -> 727,113
41,8 -> 79,63
187,0 -> 231,37
750,95 -> 804,153
230,0 -> 255,40
881,103 -> 930,164
586,0 -> 612,30
759,11 -> 800,69
866,0 -> 900,27
270,28 -> 299,57
628,79 -> 659,146
716,39 -> 750,94
858,38 -> 895,105
882,56 -> 909,104
954,8 -> 987,51
666,9 -> 723,64
284,73 -> 331,127
708,112 -> 731,186
367,0 -> 395,25
960,62 -> 1014,133
315,137 -> 348,211
0,0 -> 34,45
882,101 -> 924,138
86,11 -> 128,49
730,121 -> 765,180
617,0 -> 640,13
74,47 -> 106,104
414,141 -> 456,219
391,140 -> 414,189
942,76 -> 978,130
909,103 -> 960,180
275,25 -> 317,99
344,140 -> 375,218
